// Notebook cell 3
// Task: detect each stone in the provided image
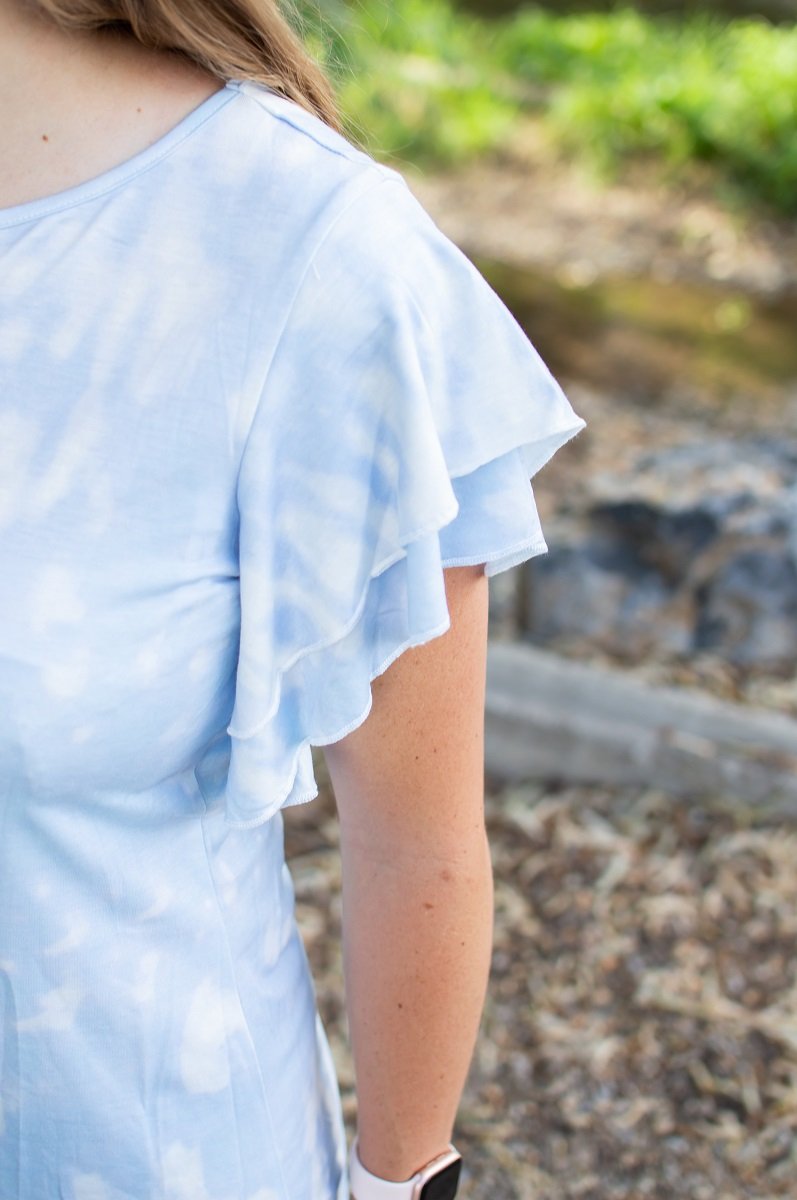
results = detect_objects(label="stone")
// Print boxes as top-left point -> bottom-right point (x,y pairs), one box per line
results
523,434 -> 797,672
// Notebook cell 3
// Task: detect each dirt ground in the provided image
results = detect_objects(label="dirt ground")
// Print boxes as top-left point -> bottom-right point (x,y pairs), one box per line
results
398,114 -> 797,304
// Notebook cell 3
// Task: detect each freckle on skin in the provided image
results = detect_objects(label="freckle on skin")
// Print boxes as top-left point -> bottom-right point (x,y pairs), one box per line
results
440,868 -> 452,883
41,134 -> 49,142
423,902 -> 434,911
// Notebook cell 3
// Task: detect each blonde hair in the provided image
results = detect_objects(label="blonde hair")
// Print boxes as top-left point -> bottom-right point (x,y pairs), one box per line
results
27,0 -> 347,135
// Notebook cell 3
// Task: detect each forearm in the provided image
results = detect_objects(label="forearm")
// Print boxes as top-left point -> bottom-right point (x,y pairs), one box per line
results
340,819 -> 494,1183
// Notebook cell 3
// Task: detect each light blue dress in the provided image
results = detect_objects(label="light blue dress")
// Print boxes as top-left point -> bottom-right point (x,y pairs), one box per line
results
0,78 -> 587,1199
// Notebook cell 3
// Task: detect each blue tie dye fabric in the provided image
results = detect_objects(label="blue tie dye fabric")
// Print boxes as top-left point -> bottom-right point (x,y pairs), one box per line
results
0,78 -> 587,1198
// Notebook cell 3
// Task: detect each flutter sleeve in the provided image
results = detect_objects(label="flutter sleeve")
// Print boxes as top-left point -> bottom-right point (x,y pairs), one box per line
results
220,170 -> 587,828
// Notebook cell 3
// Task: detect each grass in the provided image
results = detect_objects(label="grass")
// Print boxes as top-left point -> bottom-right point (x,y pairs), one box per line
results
287,0 -> 797,218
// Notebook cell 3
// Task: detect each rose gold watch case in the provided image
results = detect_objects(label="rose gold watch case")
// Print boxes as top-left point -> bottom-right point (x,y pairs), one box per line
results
409,1147 -> 463,1199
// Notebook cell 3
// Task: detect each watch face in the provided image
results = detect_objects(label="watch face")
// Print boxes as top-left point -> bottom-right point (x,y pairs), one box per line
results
419,1158 -> 462,1200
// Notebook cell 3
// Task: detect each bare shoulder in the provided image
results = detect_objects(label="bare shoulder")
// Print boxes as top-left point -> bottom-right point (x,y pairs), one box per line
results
323,564 -> 490,850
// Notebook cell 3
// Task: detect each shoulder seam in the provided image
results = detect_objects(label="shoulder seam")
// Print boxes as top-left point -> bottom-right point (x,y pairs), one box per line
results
237,83 -> 377,170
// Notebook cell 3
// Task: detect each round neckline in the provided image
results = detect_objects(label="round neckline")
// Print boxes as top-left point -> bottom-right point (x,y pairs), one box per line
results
0,78 -> 243,230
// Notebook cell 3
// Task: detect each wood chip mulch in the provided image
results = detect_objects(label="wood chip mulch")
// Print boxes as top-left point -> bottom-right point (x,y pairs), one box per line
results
284,770 -> 797,1199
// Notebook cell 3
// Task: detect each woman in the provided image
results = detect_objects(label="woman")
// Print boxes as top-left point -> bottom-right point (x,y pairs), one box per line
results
0,2 -> 587,1197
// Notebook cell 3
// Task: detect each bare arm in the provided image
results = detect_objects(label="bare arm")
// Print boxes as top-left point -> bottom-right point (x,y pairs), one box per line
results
322,563 -> 494,1185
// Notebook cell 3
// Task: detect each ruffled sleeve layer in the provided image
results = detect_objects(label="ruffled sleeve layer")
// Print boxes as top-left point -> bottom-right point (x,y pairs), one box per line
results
215,171 -> 587,828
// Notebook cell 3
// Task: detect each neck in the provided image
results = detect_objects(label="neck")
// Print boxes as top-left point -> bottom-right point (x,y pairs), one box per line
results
0,3 -> 185,114
0,2 -> 110,87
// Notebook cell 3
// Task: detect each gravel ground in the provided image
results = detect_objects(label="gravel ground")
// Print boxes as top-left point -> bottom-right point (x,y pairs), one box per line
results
284,770 -> 797,1199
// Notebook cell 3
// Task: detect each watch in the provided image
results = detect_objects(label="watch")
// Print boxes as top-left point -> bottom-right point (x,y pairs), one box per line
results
348,1136 -> 463,1200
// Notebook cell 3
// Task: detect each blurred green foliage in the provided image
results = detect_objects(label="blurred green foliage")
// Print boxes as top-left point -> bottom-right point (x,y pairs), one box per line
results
493,6 -> 797,214
288,0 -> 797,216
